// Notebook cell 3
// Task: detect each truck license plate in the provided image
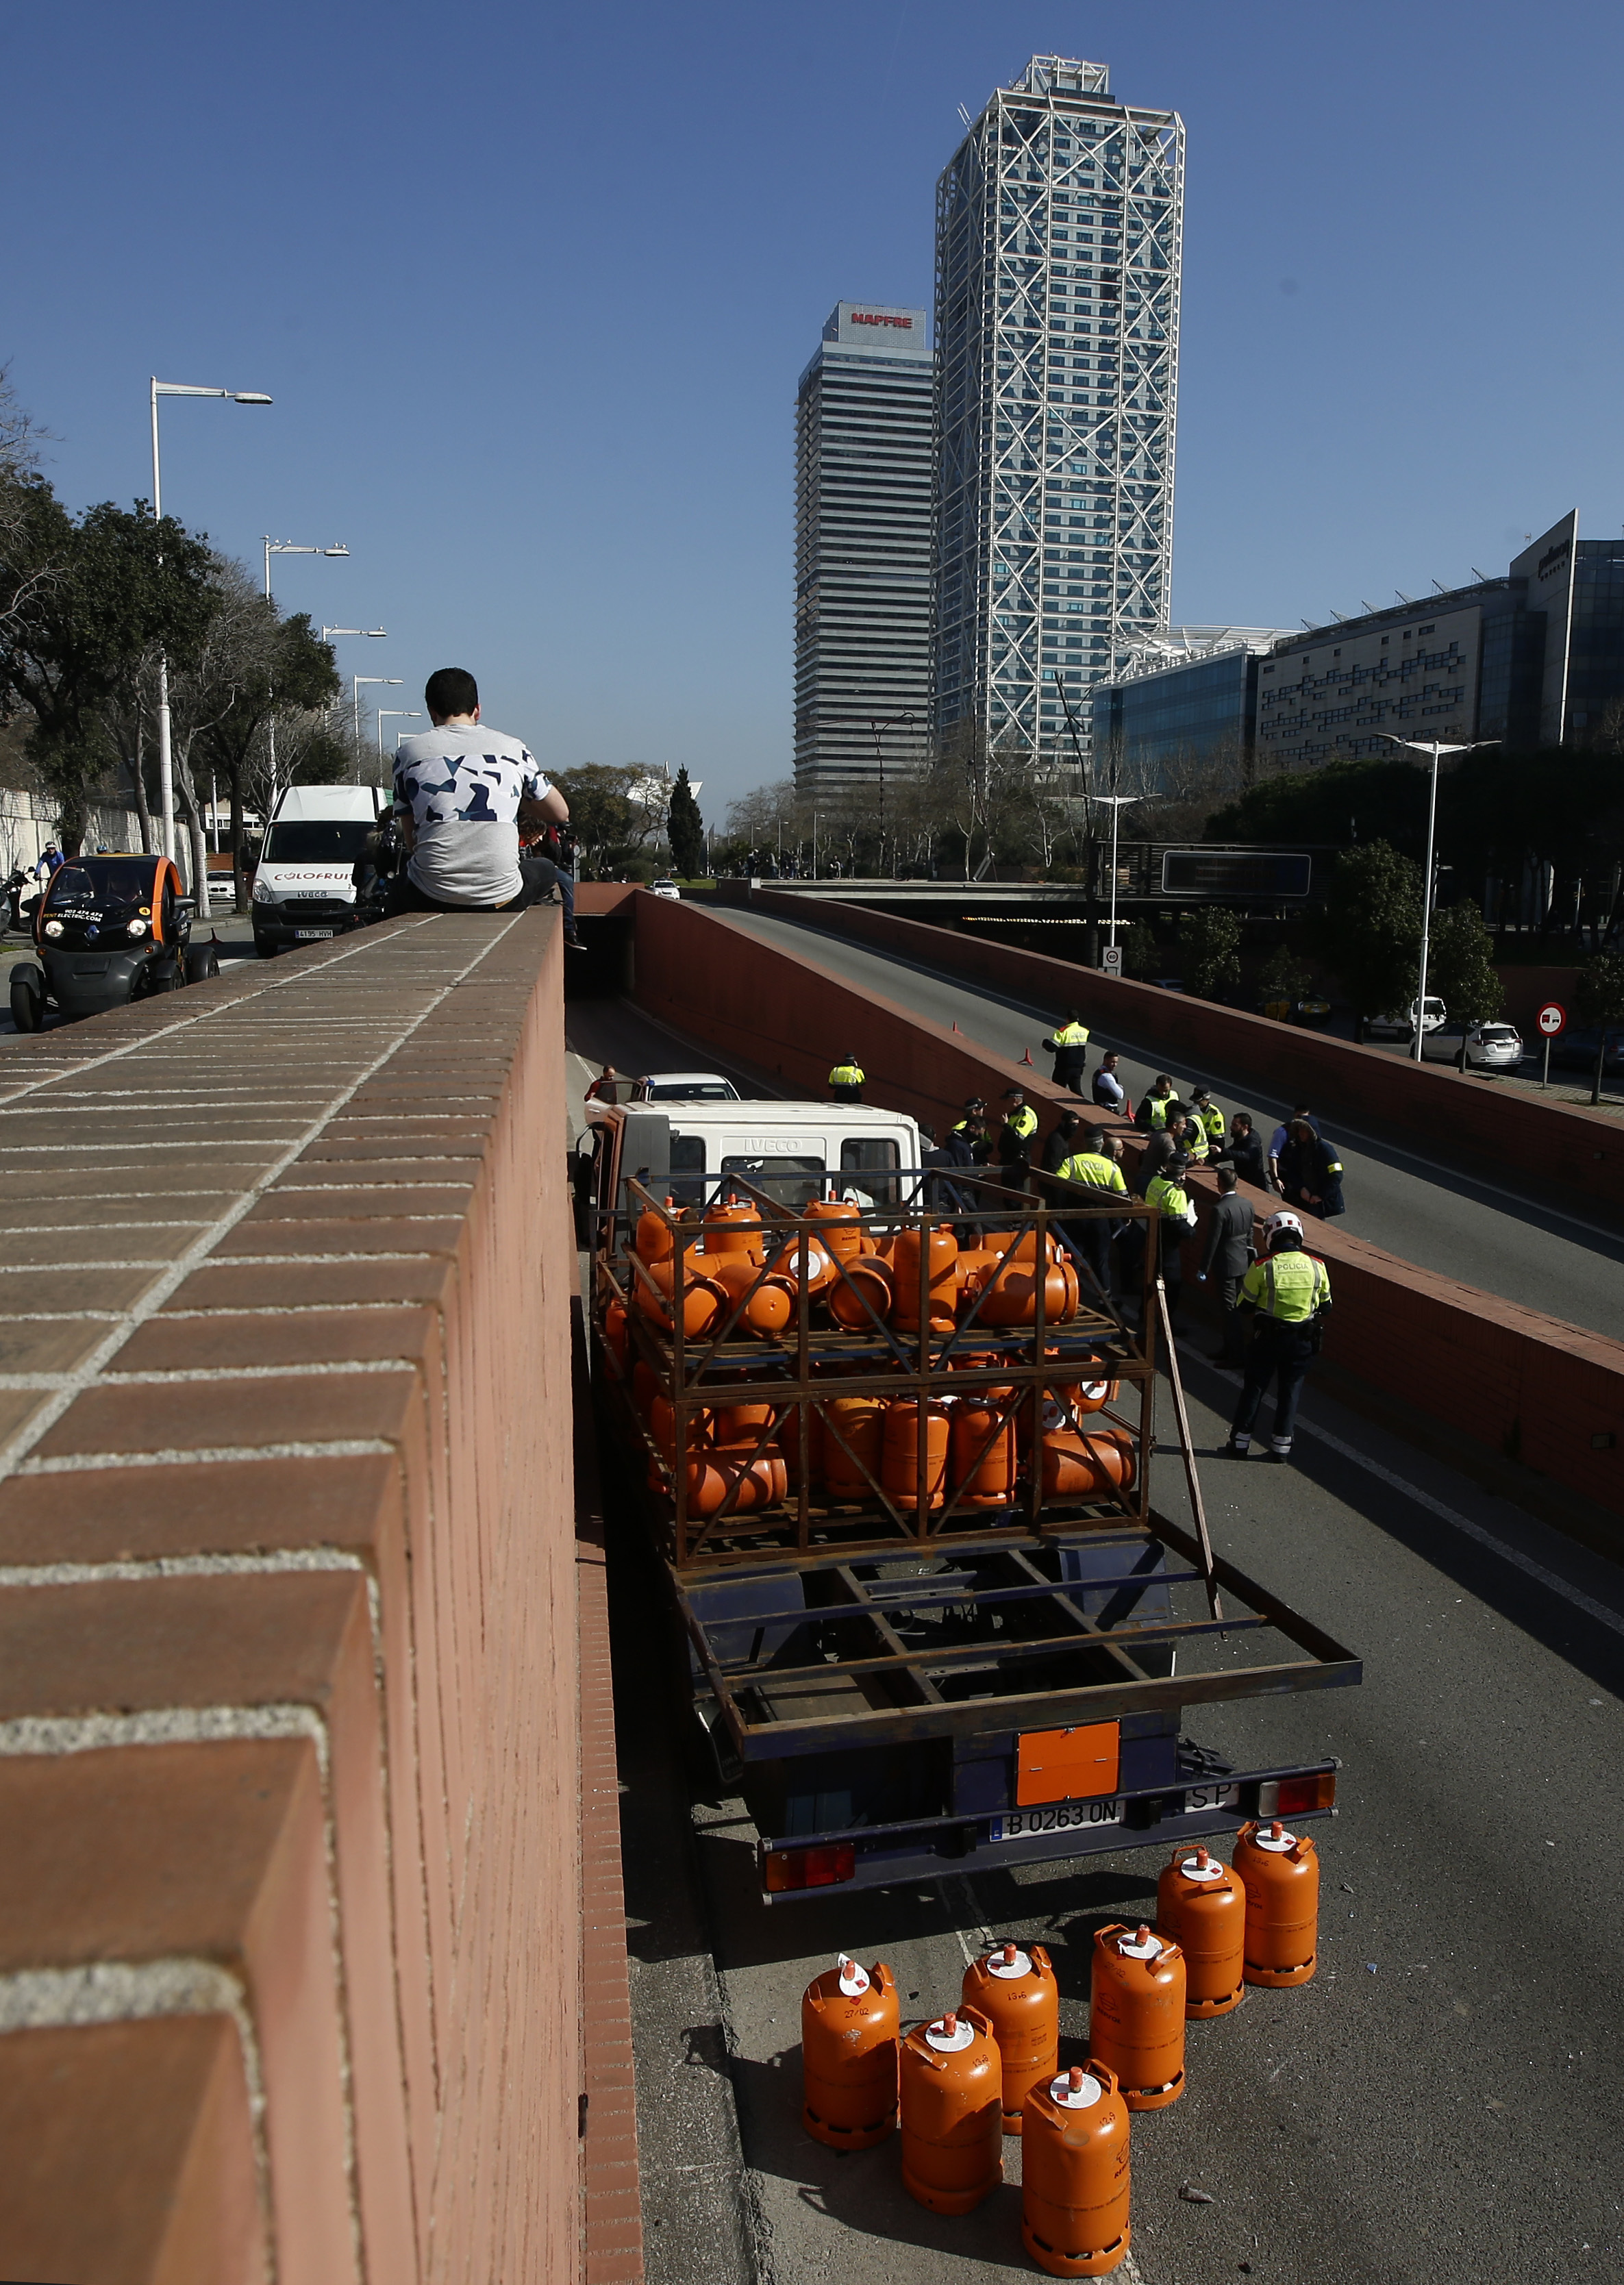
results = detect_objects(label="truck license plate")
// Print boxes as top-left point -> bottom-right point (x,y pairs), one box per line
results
294,928 -> 336,939
991,1799 -> 1124,1840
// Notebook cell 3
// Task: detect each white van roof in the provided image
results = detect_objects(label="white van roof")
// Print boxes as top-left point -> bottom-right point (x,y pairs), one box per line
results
270,784 -> 384,824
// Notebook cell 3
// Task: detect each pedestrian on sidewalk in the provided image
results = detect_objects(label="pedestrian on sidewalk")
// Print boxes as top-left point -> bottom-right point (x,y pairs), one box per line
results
1224,1212 -> 1332,1462
1197,1166 -> 1255,1364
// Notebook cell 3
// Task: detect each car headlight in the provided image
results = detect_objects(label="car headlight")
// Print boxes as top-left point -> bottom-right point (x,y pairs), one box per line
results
127,916 -> 148,938
251,878 -> 275,904
44,919 -> 63,937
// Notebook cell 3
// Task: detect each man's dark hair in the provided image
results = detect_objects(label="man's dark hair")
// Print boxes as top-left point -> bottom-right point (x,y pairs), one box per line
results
1216,1166 -> 1238,1193
425,666 -> 479,718
1233,1112 -> 1253,1132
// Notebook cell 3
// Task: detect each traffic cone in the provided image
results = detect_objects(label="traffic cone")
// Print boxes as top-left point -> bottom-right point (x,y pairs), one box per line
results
953,1021 -> 961,1034
1022,1048 -> 1034,1066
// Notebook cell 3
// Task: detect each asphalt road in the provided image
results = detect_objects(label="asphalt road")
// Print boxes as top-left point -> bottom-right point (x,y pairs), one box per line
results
570,991 -> 1624,2284
709,906 -> 1624,1345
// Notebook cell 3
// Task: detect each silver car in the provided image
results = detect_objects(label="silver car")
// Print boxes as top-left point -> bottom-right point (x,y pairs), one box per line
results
1463,1023 -> 1523,1070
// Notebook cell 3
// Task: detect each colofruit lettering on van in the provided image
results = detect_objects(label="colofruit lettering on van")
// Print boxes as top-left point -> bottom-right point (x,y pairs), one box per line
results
251,784 -> 387,956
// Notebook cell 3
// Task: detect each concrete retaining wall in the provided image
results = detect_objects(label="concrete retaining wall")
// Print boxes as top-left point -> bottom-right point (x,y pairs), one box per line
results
742,890 -> 1622,1218
632,896 -> 1624,1526
0,913 -> 616,2284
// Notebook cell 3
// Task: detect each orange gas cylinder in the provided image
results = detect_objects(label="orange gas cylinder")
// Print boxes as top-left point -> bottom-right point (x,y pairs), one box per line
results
954,1247 -> 996,1298
1156,1847 -> 1246,2019
822,1394 -> 886,1499
634,1255 -> 726,1338
713,1399 -> 777,1447
684,1444 -> 788,1518
1041,1430 -> 1129,1502
1069,1376 -> 1118,1417
635,1196 -> 679,1262
707,1256 -> 796,1338
702,1197 -> 765,1264
882,1399 -> 950,1510
827,1252 -> 895,1329
773,1234 -> 838,1296
948,1396 -> 1016,1510
805,1198 -> 864,1264
961,1941 -> 1059,2132
649,1393 -> 713,1463
899,2008 -> 1003,2214
892,1225 -> 960,1332
602,1298 -> 629,1370
1233,1821 -> 1319,1987
1088,1925 -> 1186,2111
977,1246 -> 1078,1329
801,1954 -> 899,2150
1021,2062 -> 1132,2278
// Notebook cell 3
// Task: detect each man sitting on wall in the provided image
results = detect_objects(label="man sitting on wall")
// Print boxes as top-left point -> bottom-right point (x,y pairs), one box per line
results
388,667 -> 584,944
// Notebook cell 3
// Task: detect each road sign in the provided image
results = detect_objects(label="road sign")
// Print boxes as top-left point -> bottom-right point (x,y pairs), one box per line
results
1101,944 -> 1123,976
1537,1002 -> 1566,1037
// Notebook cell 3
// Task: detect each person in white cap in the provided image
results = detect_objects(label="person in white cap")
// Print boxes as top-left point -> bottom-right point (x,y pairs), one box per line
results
1223,1211 -> 1332,1462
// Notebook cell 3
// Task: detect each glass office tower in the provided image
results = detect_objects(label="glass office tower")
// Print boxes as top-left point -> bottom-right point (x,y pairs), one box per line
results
794,302 -> 934,797
934,55 -> 1184,775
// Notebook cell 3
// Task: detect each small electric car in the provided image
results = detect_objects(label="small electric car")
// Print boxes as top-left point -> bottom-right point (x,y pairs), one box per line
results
9,853 -> 218,1029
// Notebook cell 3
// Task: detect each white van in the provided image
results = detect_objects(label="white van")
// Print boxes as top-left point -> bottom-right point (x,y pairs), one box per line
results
581,1097 -> 922,1223
251,784 -> 386,956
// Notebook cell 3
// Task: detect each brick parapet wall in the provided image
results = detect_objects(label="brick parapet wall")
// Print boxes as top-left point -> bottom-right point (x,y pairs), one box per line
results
630,898 -> 1624,1528
0,914 -> 611,2284
745,890 -> 1623,1216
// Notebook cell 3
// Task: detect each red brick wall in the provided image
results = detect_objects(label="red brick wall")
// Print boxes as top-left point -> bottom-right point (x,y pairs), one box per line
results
0,913 -> 604,2284
745,892 -> 1623,1214
632,897 -> 1624,1524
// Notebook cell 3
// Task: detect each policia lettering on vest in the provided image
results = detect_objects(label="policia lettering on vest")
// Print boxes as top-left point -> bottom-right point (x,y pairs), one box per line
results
1225,1212 -> 1332,1462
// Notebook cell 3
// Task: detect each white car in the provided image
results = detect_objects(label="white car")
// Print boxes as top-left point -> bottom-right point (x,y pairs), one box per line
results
1462,1023 -> 1523,1071
649,878 -> 682,901
633,1072 -> 742,1103
1364,997 -> 1447,1041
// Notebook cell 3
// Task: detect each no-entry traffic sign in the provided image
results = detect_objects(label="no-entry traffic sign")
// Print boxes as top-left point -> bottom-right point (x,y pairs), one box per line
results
1538,1002 -> 1566,1037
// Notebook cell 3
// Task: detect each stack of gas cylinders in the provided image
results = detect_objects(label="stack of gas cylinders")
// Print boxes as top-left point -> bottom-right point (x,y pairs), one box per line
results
798,1821 -> 1319,2275
606,1195 -> 1136,1519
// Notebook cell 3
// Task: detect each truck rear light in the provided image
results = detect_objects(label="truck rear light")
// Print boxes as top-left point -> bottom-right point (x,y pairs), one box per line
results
1256,1771 -> 1336,1818
763,1843 -> 856,1893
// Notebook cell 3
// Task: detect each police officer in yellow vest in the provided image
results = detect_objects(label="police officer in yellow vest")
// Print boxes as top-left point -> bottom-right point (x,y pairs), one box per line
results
1224,1212 -> 1332,1462
1145,1149 -> 1198,1321
1054,1124 -> 1127,1291
997,1087 -> 1039,1193
1135,1074 -> 1178,1130
1190,1087 -> 1225,1156
1042,1008 -> 1091,1097
827,1055 -> 865,1102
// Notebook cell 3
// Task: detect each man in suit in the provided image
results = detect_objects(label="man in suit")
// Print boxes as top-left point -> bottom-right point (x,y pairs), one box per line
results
1197,1166 -> 1256,1365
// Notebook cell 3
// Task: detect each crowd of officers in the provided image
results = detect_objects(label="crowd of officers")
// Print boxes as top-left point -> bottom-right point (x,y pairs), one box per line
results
829,1008 -> 1342,1464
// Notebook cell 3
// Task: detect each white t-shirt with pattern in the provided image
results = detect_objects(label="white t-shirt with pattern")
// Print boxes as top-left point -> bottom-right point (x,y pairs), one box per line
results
393,725 -> 550,908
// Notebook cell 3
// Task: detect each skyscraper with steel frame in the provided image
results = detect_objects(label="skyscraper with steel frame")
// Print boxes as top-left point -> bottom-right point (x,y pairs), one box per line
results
795,301 -> 934,797
934,55 -> 1184,775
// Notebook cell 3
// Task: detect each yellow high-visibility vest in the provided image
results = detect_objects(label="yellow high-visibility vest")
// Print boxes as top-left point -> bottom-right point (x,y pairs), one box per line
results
1240,1251 -> 1331,1323
1055,1151 -> 1127,1194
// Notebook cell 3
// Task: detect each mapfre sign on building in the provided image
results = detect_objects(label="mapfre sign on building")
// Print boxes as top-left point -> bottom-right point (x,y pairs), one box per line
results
826,300 -> 931,358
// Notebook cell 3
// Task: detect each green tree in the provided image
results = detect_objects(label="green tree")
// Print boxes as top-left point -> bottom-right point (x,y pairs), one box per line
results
1175,906 -> 1241,1001
551,764 -> 640,874
1426,901 -> 1506,1069
1207,757 -> 1428,860
1119,920 -> 1158,979
666,764 -> 705,877
1256,942 -> 1313,1006
199,598 -> 339,908
1321,840 -> 1423,1039
0,486 -> 215,851
1575,950 -> 1624,1105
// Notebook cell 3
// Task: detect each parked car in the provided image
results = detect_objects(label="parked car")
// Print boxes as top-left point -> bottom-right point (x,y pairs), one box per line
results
1550,1025 -> 1624,1077
10,853 -> 217,1028
1260,995 -> 1333,1029
632,1072 -> 743,1103
649,878 -> 682,901
1461,1023 -> 1524,1071
1363,997 -> 1447,1041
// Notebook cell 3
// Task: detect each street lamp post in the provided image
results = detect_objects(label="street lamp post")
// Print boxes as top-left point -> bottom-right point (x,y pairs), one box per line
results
1090,793 -> 1136,958
1377,734 -> 1498,1062
262,541 -> 348,821
149,379 -> 273,887
351,675 -> 403,748
377,710 -> 419,779
868,710 -> 917,878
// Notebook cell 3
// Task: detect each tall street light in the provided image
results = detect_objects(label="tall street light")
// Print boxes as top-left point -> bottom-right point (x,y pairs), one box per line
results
351,675 -> 402,745
263,541 -> 348,820
1377,734 -> 1498,1062
1090,793 -> 1136,960
868,710 -> 917,877
377,710 -> 419,783
149,379 -> 273,873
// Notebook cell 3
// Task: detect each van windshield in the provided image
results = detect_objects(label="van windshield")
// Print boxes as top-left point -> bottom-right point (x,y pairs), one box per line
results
721,1153 -> 825,1208
262,821 -> 373,864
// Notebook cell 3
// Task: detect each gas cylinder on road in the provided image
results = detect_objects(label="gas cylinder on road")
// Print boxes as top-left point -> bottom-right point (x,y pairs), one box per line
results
1155,1847 -> 1245,2018
899,2008 -> 1002,2213
1021,2062 -> 1132,2278
1088,1925 -> 1186,2111
801,1953 -> 899,2151
1233,1820 -> 1319,1987
960,1940 -> 1058,2132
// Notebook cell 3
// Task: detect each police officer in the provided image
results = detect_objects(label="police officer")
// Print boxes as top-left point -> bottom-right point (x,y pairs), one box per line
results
1145,1149 -> 1198,1321
1054,1123 -> 1129,1293
1042,1008 -> 1091,1096
1189,1087 -> 1225,1156
949,1097 -> 990,1160
1224,1211 -> 1332,1462
827,1054 -> 866,1103
1135,1074 -> 1179,1129
997,1087 -> 1038,1193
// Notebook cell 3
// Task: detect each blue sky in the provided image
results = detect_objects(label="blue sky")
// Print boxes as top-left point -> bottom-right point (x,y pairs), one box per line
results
4,1 -> 1621,812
